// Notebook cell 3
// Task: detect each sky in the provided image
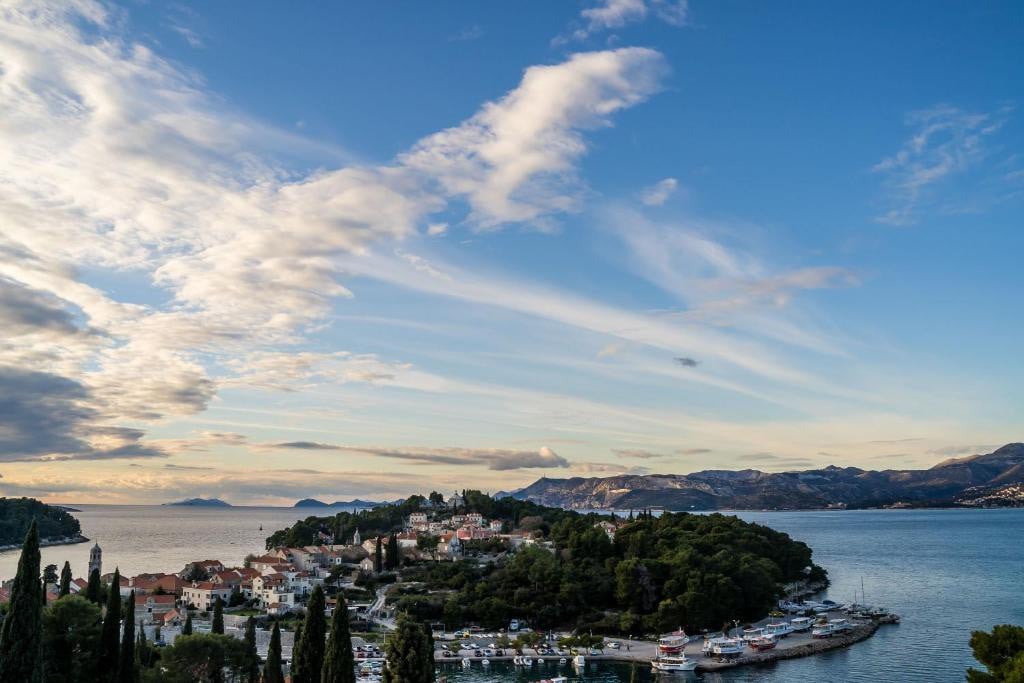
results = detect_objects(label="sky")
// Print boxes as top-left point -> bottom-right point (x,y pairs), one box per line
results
0,0 -> 1022,505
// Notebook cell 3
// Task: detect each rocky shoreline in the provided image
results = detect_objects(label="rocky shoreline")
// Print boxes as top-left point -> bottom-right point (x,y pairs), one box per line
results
0,534 -> 89,552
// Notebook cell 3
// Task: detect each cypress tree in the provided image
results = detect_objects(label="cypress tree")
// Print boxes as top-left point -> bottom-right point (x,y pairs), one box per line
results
211,596 -> 224,634
322,594 -> 355,683
374,537 -> 383,574
0,520 -> 43,683
383,613 -> 434,683
98,568 -> 122,680
86,567 -> 102,604
117,590 -> 136,683
292,585 -> 327,682
263,622 -> 285,683
182,613 -> 193,636
136,625 -> 149,669
243,616 -> 260,683
59,560 -> 72,597
386,533 -> 399,571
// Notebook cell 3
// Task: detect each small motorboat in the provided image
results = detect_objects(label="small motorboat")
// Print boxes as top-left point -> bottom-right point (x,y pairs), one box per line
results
764,621 -> 793,638
461,658 -> 471,667
513,656 -> 524,665
481,659 -> 490,666
651,655 -> 698,672
572,655 -> 585,668
749,635 -> 777,651
558,657 -> 567,665
789,616 -> 812,632
523,657 -> 533,666
537,657 -> 544,664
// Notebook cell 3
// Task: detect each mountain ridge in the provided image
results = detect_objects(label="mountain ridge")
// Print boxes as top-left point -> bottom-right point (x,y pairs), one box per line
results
509,443 -> 1024,510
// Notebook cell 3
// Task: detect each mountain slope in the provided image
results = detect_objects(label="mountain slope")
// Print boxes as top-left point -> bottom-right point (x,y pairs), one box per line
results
511,443 -> 1024,510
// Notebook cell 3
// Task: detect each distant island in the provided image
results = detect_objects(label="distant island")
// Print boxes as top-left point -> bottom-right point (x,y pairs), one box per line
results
293,498 -> 384,508
164,498 -> 232,507
0,497 -> 87,549
508,442 -> 1024,511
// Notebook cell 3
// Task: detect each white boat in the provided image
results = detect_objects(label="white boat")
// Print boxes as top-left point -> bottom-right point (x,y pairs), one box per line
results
651,655 -> 698,672
703,637 -> 744,657
559,657 -> 567,665
789,616 -> 812,632
523,657 -> 533,666
513,657 -> 524,665
540,678 -> 568,683
481,659 -> 490,666
741,627 -> 764,642
811,619 -> 850,638
537,657 -> 545,664
572,655 -> 586,668
830,618 -> 852,633
461,657 -> 471,667
749,635 -> 777,651
764,621 -> 793,638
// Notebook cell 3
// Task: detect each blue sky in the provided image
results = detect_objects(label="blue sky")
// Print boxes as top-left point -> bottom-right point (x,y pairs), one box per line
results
0,0 -> 1021,504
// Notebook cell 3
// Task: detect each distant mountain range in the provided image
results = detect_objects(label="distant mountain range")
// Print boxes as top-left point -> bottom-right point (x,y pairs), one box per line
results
293,498 -> 385,508
506,443 -> 1024,511
164,498 -> 232,507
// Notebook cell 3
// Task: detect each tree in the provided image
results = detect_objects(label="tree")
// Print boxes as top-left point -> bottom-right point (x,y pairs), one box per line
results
44,563 -> 59,585
968,625 -> 1024,682
382,613 -> 434,683
323,594 -> 355,683
374,537 -> 384,574
59,561 -> 73,597
242,617 -> 260,683
182,613 -> 193,636
136,625 -> 152,670
118,590 -> 137,683
98,568 -> 123,681
211,596 -> 224,634
263,622 -> 285,683
146,634 -> 249,683
428,491 -> 444,507
0,520 -> 43,682
86,568 -> 103,605
43,595 -> 102,683
417,535 -> 440,561
386,534 -> 400,571
292,585 -> 327,683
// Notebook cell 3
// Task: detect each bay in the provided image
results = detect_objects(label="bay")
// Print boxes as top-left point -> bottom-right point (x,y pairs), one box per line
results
3,506 -> 1020,681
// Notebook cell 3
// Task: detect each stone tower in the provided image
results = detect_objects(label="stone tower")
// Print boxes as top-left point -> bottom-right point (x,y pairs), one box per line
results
88,542 -> 102,577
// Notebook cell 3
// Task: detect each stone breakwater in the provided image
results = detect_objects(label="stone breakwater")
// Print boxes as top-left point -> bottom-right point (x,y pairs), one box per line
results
692,621 -> 880,672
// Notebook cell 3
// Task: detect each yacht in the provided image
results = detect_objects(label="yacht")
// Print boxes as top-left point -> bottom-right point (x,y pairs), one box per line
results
749,635 -> 777,651
764,621 -> 793,638
658,630 -> 690,656
703,637 -> 744,657
789,616 -> 812,632
651,655 -> 698,672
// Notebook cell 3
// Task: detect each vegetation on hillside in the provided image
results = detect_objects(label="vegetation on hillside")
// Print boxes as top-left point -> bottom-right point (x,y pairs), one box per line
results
0,497 -> 82,546
968,624 -> 1024,682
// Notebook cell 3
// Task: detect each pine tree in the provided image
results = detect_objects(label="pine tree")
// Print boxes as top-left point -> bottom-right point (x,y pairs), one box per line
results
263,622 -> 285,683
374,537 -> 384,574
86,567 -> 102,604
117,590 -> 137,683
243,616 -> 260,683
322,594 -> 355,683
182,613 -> 193,636
136,625 -> 149,669
292,585 -> 327,683
211,596 -> 224,634
98,568 -> 123,681
0,520 -> 43,683
59,560 -> 73,597
386,534 -> 399,571
383,613 -> 434,683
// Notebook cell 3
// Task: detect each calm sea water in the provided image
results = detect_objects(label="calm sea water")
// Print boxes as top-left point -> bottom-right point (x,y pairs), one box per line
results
3,506 -> 1020,681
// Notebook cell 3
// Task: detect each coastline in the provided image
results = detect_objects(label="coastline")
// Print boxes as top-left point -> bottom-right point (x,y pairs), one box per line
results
0,534 -> 89,553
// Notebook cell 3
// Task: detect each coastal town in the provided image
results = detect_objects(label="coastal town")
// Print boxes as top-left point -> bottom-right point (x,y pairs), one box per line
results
0,492 -> 901,678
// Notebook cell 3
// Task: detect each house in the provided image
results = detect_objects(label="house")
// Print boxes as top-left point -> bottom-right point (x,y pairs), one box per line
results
69,578 -> 89,595
251,574 -> 296,610
359,558 -> 375,573
210,570 -> 245,588
160,608 -> 184,627
249,554 -> 293,573
181,560 -> 225,578
181,581 -> 233,610
131,573 -> 185,595
409,513 -> 428,529
396,532 -> 419,549
465,512 -> 484,527
489,520 -> 504,532
595,520 -> 618,540
138,594 -> 177,622
438,531 -> 462,559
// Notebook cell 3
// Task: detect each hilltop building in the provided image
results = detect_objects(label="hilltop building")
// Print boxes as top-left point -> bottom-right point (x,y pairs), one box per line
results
88,543 -> 102,577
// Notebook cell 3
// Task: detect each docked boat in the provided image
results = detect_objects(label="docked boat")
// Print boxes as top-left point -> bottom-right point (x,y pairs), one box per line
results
481,659 -> 490,666
558,657 -> 567,665
572,655 -> 586,668
651,655 -> 698,672
658,630 -> 690,656
523,657 -> 533,666
461,658 -> 471,667
537,658 -> 544,664
764,621 -> 793,638
811,618 -> 851,638
540,677 -> 568,683
741,627 -> 764,642
513,657 -> 523,665
789,616 -> 812,632
749,635 -> 777,651
703,637 -> 744,657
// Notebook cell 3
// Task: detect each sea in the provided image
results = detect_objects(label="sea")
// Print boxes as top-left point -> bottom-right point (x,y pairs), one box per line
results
3,506 -> 1021,682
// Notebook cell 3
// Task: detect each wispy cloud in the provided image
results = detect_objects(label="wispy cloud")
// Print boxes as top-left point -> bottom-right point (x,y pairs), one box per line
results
557,0 -> 689,43
269,442 -> 570,471
639,177 -> 678,206
873,105 -> 1014,225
